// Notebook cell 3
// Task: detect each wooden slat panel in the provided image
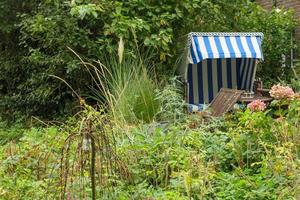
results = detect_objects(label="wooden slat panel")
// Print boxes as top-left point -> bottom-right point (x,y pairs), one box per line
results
210,88 -> 244,117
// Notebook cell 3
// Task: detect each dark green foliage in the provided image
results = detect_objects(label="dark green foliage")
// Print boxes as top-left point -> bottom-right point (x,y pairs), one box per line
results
1,1 -> 97,119
0,125 -> 24,145
0,0 -> 297,121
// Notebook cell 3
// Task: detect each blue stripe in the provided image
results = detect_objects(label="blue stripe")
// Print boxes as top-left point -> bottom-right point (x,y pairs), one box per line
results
225,37 -> 236,58
214,37 -> 225,58
244,59 -> 252,90
246,59 -> 252,89
236,58 -> 242,89
193,37 -> 203,62
207,59 -> 214,102
246,37 -> 256,58
256,36 -> 262,46
226,59 -> 232,88
203,36 -> 213,58
236,36 -> 246,57
241,59 -> 247,89
240,58 -> 247,89
197,62 -> 204,104
187,64 -> 194,103
190,45 -> 197,64
217,59 -> 223,91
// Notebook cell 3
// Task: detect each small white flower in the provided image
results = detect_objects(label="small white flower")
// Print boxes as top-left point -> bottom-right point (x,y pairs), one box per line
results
275,8 -> 281,13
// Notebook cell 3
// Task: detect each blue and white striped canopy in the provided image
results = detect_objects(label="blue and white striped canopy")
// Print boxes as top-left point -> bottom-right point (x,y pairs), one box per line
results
188,32 -> 264,64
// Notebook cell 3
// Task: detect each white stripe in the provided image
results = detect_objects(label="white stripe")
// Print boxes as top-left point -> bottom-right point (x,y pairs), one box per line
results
208,37 -> 219,58
246,59 -> 253,90
197,37 -> 209,60
212,59 -> 219,97
241,37 -> 252,57
230,37 -> 242,57
238,58 -> 245,89
191,39 -> 201,63
250,61 -> 258,92
251,37 -> 262,59
221,59 -> 228,88
219,37 -> 230,56
231,59 -> 237,89
202,60 -> 209,104
188,53 -> 194,64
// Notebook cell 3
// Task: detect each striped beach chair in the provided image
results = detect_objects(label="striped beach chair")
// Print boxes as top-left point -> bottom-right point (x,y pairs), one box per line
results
180,32 -> 264,112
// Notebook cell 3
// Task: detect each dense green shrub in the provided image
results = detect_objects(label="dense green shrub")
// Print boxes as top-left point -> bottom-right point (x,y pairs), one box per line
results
0,0 -> 297,120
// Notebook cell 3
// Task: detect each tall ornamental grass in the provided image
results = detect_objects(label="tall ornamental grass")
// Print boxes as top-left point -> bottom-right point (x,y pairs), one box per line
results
79,52 -> 160,124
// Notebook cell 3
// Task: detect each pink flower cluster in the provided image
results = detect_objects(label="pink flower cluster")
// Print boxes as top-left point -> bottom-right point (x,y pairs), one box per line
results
247,100 -> 266,112
269,84 -> 295,100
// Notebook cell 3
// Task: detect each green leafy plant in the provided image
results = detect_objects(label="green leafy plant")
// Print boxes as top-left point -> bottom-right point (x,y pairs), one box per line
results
155,77 -> 186,123
0,97 -> 299,199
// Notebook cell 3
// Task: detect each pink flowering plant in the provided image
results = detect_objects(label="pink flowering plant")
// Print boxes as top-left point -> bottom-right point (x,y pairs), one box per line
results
269,84 -> 295,100
268,84 -> 300,117
247,100 -> 266,112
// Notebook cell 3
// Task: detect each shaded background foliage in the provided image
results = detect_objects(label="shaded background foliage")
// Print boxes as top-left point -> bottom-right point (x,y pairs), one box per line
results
0,0 -> 297,120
